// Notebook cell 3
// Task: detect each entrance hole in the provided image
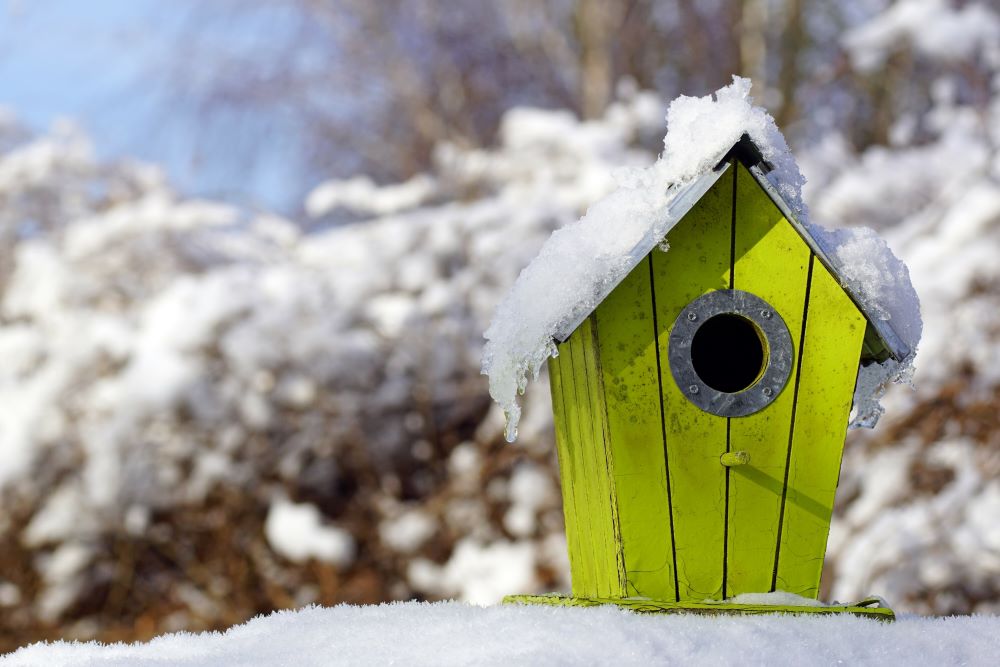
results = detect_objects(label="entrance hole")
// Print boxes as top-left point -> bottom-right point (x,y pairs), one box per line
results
690,313 -> 766,393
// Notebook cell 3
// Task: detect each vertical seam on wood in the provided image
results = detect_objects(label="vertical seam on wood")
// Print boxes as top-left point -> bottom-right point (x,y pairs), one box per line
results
723,418 -> 731,599
591,314 -> 628,597
770,253 -> 815,592
647,253 -> 680,602
722,159 -> 737,599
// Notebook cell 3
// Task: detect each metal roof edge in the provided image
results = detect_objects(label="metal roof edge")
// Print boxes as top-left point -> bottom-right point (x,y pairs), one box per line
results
553,134 -> 911,364
553,162 -> 731,343
745,163 -> 911,362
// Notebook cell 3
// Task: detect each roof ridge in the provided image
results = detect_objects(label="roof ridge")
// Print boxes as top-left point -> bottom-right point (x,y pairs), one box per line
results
555,135 -> 910,363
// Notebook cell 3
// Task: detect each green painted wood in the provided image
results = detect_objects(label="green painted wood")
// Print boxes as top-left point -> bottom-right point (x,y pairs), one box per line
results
580,316 -> 628,597
567,329 -> 605,597
720,451 -> 751,467
548,350 -> 595,596
726,163 -> 812,597
564,330 -> 600,596
552,320 -> 626,599
503,593 -> 895,621
652,164 -> 733,600
592,261 -> 676,600
773,259 -> 866,596
545,157 -> 871,607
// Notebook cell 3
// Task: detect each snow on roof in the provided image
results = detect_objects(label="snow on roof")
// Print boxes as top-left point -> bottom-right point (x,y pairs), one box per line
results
482,77 -> 921,441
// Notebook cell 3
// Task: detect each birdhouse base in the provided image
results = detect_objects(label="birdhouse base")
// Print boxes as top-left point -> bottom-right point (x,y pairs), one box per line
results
503,593 -> 895,622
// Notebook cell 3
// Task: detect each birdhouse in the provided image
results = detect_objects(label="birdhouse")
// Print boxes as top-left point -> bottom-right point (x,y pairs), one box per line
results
506,135 -> 908,620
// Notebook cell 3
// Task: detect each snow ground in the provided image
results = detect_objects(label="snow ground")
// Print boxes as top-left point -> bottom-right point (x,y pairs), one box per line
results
0,0 -> 998,639
4,602 -> 999,666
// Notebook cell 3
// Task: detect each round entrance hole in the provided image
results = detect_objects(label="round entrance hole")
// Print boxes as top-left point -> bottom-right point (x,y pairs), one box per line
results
690,313 -> 766,393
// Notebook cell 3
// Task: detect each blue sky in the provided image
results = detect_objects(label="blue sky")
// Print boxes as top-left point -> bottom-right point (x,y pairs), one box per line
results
0,1 -> 166,152
0,1 -> 296,210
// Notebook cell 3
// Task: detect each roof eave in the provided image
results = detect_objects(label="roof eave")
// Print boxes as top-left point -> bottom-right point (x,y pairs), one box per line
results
743,162 -> 911,363
554,135 -> 912,364
553,161 -> 732,343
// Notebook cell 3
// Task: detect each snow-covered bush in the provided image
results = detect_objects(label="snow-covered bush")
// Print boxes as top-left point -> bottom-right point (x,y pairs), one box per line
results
0,91 -> 660,642
1,0 -> 999,645
810,0 -> 1000,613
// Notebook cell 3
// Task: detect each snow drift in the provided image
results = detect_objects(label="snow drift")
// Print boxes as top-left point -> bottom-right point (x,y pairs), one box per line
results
4,602 -> 1000,666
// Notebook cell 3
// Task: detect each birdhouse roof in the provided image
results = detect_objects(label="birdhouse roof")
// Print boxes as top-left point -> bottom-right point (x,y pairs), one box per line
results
553,134 -> 912,365
483,77 -> 921,442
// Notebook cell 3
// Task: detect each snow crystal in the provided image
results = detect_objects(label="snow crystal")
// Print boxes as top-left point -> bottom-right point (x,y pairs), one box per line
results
264,498 -> 355,567
484,76 -> 920,439
6,602 -> 1000,667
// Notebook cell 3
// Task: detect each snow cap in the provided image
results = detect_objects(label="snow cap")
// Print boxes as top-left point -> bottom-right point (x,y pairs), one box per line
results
482,77 -> 920,441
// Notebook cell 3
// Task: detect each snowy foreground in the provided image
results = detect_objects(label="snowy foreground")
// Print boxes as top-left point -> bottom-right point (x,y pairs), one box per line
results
4,602 -> 999,666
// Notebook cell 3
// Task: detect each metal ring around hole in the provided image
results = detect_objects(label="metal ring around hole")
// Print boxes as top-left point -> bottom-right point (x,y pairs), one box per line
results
668,289 -> 793,418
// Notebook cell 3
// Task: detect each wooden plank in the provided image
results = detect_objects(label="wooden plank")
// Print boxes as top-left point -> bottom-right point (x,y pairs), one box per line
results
652,164 -> 733,600
774,259 -> 866,596
593,262 -> 675,600
557,322 -> 626,598
581,316 -> 627,598
548,349 -> 595,596
564,330 -> 602,597
726,163 -> 812,596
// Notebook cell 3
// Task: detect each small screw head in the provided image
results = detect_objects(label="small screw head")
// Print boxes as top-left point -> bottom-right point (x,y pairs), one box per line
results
760,310 -> 772,319
687,312 -> 698,322
688,385 -> 700,394
762,386 -> 773,397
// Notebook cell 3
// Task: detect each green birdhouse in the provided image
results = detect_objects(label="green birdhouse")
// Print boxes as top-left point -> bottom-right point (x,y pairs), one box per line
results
507,136 -> 908,619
